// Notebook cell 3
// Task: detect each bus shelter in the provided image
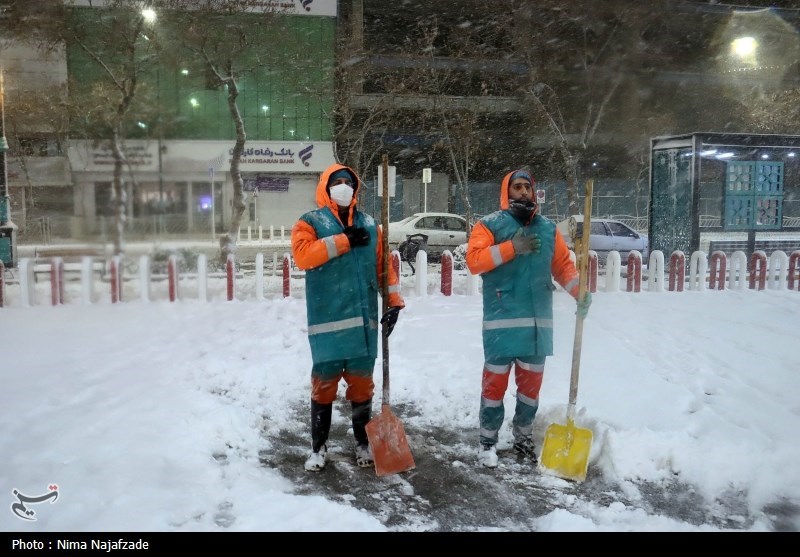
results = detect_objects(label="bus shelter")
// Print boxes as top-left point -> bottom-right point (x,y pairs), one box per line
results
649,132 -> 800,258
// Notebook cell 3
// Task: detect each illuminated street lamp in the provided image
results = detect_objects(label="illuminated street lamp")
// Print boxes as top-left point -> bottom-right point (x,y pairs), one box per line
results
142,8 -> 157,23
731,36 -> 758,65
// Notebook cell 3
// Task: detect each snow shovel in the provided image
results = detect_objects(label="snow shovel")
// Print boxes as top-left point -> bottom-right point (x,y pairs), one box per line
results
539,179 -> 594,482
365,155 -> 416,477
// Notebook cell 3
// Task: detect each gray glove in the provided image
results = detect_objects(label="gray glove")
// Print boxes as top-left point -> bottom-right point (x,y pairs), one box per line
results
576,292 -> 592,319
511,231 -> 541,255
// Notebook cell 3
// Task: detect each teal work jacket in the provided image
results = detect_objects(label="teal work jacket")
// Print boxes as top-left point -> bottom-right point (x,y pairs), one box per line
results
478,212 -> 558,359
300,208 -> 379,364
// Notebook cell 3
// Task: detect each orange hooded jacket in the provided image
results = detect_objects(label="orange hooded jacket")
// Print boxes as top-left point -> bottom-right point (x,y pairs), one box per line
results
466,170 -> 579,298
291,163 -> 404,309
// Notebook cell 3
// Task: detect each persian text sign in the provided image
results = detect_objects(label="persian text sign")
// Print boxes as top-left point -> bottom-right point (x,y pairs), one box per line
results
69,140 -> 336,174
68,0 -> 337,17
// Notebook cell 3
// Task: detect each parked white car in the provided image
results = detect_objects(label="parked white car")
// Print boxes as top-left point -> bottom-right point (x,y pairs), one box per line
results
556,215 -> 649,264
388,212 -> 468,260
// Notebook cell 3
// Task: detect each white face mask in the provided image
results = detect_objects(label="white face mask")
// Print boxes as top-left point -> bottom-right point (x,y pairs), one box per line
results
329,183 -> 354,207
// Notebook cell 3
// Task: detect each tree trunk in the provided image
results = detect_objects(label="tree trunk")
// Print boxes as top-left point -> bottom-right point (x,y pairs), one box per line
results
563,150 -> 581,216
110,130 -> 127,256
218,74 -> 247,265
449,142 -> 474,240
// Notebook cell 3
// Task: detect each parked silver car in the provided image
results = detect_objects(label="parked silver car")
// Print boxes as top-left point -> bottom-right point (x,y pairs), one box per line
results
556,216 -> 649,264
388,212 -> 468,260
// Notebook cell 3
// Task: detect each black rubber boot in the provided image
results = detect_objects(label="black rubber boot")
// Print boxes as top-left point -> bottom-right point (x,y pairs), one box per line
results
311,400 -> 332,453
351,398 -> 372,446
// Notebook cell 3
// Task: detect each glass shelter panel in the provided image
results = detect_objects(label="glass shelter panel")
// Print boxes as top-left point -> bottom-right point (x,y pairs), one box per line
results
650,147 -> 693,256
724,161 -> 783,230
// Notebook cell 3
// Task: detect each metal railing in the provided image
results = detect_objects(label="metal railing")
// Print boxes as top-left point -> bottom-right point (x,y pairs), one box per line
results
12,211 -> 800,245
608,215 -> 649,232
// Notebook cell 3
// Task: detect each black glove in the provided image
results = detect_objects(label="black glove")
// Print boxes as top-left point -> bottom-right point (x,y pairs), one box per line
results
344,226 -> 370,247
380,306 -> 401,337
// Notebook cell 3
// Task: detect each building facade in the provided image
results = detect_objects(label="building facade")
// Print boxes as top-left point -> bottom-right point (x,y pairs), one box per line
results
2,0 -> 338,242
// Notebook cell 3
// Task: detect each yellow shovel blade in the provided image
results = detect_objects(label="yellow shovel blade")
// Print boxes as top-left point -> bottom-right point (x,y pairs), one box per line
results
539,421 -> 593,482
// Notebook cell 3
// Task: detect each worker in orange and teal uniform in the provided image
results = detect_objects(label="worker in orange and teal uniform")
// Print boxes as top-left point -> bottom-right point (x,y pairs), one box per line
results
291,163 -> 405,472
466,169 -> 591,468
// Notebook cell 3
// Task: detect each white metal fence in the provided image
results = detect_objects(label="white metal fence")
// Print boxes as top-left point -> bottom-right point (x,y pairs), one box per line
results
11,212 -> 800,245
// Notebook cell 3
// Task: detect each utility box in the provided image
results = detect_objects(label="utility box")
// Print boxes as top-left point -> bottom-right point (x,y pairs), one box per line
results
0,222 -> 17,267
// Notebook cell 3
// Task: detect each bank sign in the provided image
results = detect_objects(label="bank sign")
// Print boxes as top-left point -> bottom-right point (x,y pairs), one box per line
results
68,0 -> 337,17
251,0 -> 337,16
68,140 -> 336,174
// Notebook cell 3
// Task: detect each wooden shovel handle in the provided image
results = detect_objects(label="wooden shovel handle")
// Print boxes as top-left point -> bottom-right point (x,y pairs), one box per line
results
380,155 -> 391,406
568,179 -> 593,420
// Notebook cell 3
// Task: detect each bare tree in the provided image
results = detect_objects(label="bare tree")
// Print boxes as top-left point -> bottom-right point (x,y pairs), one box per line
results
325,1 -> 414,218
329,7 -> 393,179
330,79 -> 395,184
747,88 -> 800,133
0,0 -> 67,44
394,14 -> 503,234
0,1 -> 70,232
417,19 -> 479,233
66,0 -> 164,255
513,0 -> 668,215
3,83 -> 71,228
166,0 -> 292,264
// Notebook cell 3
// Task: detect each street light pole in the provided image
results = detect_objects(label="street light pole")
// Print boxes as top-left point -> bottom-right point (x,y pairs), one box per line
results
253,191 -> 258,229
0,69 -> 9,225
157,69 -> 164,212
209,166 -> 215,242
0,66 -> 19,268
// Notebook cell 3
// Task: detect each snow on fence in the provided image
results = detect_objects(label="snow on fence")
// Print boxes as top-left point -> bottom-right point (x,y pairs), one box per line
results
282,253 -> 291,298
648,250 -> 665,293
110,256 -> 123,303
168,254 -> 180,302
441,250 -> 453,296
626,251 -> 642,293
749,251 -> 767,291
226,254 -> 236,301
768,251 -> 789,291
2,247 -> 799,308
789,251 -> 800,290
669,251 -> 685,292
729,251 -> 748,290
50,257 -> 64,305
689,251 -> 708,291
709,251 -> 726,291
